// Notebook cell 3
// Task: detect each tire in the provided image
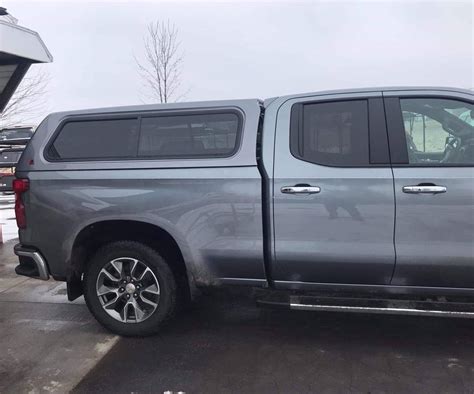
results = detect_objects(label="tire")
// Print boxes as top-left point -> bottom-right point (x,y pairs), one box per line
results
83,240 -> 177,336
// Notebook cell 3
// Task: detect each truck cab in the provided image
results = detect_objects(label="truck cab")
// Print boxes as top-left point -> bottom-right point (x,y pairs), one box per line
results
264,88 -> 474,290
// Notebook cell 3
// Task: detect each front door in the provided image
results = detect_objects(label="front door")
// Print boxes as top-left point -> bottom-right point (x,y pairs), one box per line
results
272,92 -> 396,285
385,92 -> 474,288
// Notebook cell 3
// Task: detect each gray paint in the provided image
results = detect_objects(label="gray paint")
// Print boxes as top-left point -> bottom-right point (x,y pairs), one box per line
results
383,89 -> 474,288
391,167 -> 474,288
269,91 -> 395,284
21,99 -> 261,171
17,99 -> 265,287
21,167 -> 265,284
15,87 -> 474,296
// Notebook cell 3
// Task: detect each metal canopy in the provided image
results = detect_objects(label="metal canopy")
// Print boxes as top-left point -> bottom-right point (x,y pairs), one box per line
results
0,16 -> 53,113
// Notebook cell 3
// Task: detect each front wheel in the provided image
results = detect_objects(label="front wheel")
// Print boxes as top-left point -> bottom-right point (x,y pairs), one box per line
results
83,241 -> 177,336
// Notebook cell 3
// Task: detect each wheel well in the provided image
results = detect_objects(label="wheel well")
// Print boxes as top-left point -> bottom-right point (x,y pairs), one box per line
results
69,220 -> 191,301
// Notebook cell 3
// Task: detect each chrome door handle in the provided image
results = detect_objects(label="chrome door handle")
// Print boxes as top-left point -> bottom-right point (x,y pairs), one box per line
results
281,186 -> 321,194
402,185 -> 447,194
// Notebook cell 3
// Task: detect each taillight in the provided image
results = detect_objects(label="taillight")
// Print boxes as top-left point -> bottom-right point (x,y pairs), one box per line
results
13,178 -> 29,229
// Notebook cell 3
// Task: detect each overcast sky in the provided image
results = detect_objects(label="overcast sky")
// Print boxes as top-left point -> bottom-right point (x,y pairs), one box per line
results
3,0 -> 473,125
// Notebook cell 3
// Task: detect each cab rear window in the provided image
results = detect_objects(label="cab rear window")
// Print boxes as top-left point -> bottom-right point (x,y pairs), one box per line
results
290,100 -> 370,166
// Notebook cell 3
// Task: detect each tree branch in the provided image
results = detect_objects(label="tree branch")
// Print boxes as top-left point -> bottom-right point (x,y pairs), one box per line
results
0,67 -> 50,128
135,20 -> 186,104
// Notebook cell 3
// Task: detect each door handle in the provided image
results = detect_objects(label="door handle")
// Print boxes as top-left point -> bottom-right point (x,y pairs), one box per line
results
281,185 -> 321,194
402,185 -> 447,194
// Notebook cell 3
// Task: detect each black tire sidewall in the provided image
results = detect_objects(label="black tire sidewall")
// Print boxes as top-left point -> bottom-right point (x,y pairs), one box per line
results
84,241 -> 176,337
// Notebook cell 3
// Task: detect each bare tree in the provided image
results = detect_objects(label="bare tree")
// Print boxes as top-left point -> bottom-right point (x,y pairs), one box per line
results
136,20 -> 186,103
0,67 -> 49,128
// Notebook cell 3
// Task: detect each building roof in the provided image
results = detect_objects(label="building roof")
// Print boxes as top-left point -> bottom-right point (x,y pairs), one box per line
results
0,14 -> 53,113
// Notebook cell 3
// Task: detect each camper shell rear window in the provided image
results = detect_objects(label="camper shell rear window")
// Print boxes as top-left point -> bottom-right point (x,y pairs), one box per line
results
46,110 -> 243,161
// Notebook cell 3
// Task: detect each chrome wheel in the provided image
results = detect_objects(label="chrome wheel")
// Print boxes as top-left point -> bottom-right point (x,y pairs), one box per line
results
96,257 -> 160,323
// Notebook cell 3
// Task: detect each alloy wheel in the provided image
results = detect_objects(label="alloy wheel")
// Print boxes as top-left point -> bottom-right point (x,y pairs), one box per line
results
96,257 -> 160,323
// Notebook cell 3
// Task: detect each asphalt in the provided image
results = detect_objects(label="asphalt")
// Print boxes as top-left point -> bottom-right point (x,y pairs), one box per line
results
0,194 -> 118,394
0,236 -> 118,394
0,301 -> 117,393
74,289 -> 474,394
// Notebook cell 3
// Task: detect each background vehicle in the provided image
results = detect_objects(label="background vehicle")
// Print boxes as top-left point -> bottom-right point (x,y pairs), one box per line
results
13,87 -> 474,336
0,126 -> 34,142
0,166 -> 15,192
0,128 -> 33,192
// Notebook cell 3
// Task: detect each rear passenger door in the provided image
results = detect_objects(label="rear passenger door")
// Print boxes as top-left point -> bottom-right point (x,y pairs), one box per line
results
272,92 -> 396,285
384,91 -> 474,288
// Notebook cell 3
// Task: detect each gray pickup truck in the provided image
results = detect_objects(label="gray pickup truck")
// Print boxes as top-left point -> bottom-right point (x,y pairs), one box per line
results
13,87 -> 474,336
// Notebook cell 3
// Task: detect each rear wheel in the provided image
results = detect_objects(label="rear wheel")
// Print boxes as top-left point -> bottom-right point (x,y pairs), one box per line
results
84,241 -> 177,336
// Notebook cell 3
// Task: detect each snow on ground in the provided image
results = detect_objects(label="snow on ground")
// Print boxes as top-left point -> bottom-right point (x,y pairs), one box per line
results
0,193 -> 18,242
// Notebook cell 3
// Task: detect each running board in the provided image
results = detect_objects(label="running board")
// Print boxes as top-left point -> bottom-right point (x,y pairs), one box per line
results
289,301 -> 474,318
256,293 -> 474,319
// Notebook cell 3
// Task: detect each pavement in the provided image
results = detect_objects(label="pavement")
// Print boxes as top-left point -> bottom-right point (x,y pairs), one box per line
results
0,193 -> 21,243
1,194 -> 474,393
0,195 -> 118,394
73,290 -> 474,394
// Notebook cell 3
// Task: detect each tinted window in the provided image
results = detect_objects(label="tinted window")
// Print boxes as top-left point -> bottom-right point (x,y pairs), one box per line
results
138,113 -> 240,158
291,100 -> 369,166
400,98 -> 474,165
50,118 -> 139,160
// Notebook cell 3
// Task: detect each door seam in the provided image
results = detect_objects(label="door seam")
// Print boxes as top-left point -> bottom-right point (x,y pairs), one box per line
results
382,93 -> 398,284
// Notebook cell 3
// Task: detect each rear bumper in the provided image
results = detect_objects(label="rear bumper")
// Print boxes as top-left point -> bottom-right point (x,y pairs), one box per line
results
14,244 -> 50,280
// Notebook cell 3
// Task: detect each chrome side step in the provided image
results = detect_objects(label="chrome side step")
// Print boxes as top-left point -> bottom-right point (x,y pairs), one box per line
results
256,293 -> 474,319
289,300 -> 474,318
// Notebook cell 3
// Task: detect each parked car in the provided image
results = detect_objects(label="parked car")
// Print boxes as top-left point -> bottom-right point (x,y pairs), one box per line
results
0,126 -> 33,142
13,87 -> 474,336
0,148 -> 23,193
0,130 -> 31,192
0,148 -> 26,192
0,167 -> 15,192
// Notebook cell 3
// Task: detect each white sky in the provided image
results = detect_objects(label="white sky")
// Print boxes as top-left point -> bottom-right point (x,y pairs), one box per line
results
3,0 -> 474,125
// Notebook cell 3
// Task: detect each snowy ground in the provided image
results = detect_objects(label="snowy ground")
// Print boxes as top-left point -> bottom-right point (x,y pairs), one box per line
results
0,193 -> 18,243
